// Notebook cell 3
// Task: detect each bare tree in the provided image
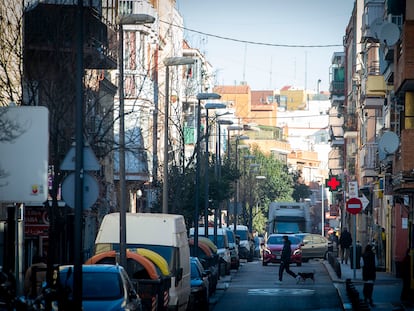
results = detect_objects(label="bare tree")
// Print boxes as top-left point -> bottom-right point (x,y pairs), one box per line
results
0,0 -> 23,106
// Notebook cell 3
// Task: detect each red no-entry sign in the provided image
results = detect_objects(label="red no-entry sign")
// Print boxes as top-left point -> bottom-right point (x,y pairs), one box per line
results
346,197 -> 363,215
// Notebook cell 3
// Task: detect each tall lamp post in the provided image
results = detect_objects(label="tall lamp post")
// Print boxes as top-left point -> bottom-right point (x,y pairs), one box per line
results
234,135 -> 249,237
215,119 -> 233,236
252,175 -> 266,232
194,93 -> 221,256
243,155 -> 256,228
162,57 -> 195,214
118,13 -> 155,270
321,182 -> 325,236
203,101 -> 225,234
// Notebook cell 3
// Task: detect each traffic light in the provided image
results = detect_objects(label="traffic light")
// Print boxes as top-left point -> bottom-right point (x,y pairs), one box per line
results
326,175 -> 341,192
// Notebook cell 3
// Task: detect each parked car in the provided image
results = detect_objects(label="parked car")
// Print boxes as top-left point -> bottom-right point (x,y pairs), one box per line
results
224,227 -> 240,269
189,227 -> 231,276
188,238 -> 219,295
188,257 -> 210,311
294,233 -> 330,261
254,235 -> 265,259
52,264 -> 142,311
262,234 -> 302,266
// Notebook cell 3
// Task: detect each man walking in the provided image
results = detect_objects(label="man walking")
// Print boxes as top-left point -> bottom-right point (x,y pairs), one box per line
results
339,227 -> 352,264
277,235 -> 300,284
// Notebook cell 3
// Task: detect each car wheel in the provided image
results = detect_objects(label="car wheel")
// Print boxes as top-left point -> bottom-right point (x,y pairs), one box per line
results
225,264 -> 230,275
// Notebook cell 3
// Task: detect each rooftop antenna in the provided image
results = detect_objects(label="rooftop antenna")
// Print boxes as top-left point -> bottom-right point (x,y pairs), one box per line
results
242,43 -> 247,82
269,56 -> 273,89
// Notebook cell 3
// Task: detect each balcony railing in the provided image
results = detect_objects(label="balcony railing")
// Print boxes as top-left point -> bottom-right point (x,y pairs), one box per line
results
359,142 -> 377,177
329,81 -> 345,96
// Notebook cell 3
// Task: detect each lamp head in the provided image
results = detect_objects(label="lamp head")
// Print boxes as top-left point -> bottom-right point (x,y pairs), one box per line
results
197,92 -> 221,101
164,57 -> 195,66
117,14 -> 155,25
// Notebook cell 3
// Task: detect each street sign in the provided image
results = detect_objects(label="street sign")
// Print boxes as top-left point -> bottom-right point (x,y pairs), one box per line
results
0,106 -> 49,204
346,197 -> 363,215
326,175 -> 341,191
359,193 -> 370,210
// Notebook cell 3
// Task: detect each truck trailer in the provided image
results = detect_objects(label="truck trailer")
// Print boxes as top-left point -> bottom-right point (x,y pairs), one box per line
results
267,202 -> 311,234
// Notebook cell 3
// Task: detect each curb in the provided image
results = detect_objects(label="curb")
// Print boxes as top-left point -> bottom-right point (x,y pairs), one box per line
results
323,260 -> 352,311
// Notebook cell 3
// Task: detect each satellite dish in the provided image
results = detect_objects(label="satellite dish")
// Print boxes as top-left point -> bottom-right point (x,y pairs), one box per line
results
378,131 -> 400,154
369,18 -> 384,39
379,22 -> 400,46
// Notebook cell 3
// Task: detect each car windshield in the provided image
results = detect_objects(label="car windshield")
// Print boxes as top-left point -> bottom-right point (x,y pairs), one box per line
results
267,235 -> 300,245
236,230 -> 248,240
226,231 -> 235,243
59,270 -> 123,300
208,235 -> 225,248
190,262 -> 202,278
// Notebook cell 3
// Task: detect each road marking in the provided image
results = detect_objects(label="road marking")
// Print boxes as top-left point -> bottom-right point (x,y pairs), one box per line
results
248,288 -> 315,296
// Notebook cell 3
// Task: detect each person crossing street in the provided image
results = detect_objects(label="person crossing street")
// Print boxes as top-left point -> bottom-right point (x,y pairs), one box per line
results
276,235 -> 301,284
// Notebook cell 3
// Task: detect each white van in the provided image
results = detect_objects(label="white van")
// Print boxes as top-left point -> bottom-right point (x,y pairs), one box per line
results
228,224 -> 254,262
95,212 -> 190,311
189,227 -> 231,275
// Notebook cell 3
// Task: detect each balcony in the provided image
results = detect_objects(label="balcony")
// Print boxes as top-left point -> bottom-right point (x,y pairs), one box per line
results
328,148 -> 344,171
394,21 -> 414,92
24,3 -> 117,73
361,0 -> 385,42
359,142 -> 378,178
364,75 -> 386,97
343,112 -> 358,132
330,81 -> 345,96
394,129 -> 414,173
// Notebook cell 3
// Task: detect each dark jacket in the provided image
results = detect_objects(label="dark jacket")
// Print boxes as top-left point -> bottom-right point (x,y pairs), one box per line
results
339,230 -> 352,248
362,246 -> 376,281
281,239 -> 292,263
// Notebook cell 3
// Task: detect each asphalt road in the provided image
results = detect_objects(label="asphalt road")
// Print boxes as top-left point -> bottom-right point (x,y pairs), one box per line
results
210,259 -> 343,311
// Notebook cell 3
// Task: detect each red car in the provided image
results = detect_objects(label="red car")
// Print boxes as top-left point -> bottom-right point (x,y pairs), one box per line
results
262,234 -> 302,266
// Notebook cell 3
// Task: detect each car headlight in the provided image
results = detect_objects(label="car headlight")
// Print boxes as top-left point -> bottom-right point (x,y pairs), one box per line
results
293,249 -> 302,256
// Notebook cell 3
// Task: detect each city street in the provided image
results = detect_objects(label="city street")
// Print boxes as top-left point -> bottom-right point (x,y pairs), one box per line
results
210,259 -> 342,311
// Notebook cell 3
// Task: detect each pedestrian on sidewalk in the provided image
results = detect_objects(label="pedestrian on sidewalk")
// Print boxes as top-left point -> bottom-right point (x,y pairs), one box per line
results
24,254 -> 47,298
339,227 -> 352,264
362,244 -> 376,307
400,249 -> 412,305
277,235 -> 300,284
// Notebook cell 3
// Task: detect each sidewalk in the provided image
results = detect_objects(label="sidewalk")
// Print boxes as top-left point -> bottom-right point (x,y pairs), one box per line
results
323,258 -> 414,310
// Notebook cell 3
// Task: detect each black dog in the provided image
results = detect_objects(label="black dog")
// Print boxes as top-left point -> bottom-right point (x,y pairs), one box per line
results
297,272 -> 315,283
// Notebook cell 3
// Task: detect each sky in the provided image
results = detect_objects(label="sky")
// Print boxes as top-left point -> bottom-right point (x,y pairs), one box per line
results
175,0 -> 355,92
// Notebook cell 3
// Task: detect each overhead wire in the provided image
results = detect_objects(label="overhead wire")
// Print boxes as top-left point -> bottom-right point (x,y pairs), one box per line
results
160,20 -> 343,48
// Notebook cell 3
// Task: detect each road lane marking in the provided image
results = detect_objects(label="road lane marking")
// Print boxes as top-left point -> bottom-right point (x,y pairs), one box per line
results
248,288 -> 315,296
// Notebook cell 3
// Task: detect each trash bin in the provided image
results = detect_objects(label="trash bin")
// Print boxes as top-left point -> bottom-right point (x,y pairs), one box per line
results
350,243 -> 362,269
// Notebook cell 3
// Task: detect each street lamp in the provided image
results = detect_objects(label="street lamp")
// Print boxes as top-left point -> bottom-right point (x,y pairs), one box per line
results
212,119 -> 233,244
251,175 -> 266,233
194,92 -> 221,257
234,135 -> 249,237
203,101 -> 225,234
243,155 -> 256,227
321,182 -> 325,236
226,125 -> 244,159
316,178 -> 326,236
118,13 -> 155,270
162,56 -> 195,214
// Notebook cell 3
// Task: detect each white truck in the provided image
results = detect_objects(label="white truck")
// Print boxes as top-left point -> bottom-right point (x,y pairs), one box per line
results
94,212 -> 190,311
267,202 -> 311,234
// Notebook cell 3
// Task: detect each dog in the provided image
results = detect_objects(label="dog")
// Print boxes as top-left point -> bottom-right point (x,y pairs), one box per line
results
297,271 -> 315,284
